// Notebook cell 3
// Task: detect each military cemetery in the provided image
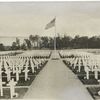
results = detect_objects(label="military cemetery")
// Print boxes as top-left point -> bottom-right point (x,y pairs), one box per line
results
0,50 -> 51,99
0,1 -> 100,100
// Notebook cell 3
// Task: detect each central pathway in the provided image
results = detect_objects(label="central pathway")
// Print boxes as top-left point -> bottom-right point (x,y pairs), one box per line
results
24,52 -> 93,100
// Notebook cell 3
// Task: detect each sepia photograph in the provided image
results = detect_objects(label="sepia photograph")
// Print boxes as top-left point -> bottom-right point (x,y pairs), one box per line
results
0,1 -> 100,100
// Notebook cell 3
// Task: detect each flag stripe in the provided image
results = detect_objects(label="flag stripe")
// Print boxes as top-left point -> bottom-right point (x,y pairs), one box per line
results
45,18 -> 56,30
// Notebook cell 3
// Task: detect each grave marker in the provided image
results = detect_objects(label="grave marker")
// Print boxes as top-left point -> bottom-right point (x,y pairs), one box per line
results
7,78 -> 18,99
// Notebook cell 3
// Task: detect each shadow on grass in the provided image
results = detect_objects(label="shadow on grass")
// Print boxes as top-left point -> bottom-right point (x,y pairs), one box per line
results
87,87 -> 100,100
0,61 -> 48,99
0,88 -> 28,99
2,61 -> 48,86
63,60 -> 99,85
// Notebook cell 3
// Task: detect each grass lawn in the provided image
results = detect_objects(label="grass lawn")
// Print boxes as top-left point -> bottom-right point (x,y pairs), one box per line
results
16,75 -> 36,86
63,60 -> 99,85
87,87 -> 100,100
2,61 -> 48,86
78,72 -> 99,85
79,78 -> 99,85
0,88 -> 28,99
0,61 -> 48,99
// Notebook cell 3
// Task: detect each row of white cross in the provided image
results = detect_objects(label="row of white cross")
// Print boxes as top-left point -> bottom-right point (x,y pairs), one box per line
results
60,51 -> 100,80
21,50 -> 51,57
0,53 -> 49,98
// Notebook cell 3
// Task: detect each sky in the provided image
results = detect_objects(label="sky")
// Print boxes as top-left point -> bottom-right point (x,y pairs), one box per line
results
0,2 -> 100,37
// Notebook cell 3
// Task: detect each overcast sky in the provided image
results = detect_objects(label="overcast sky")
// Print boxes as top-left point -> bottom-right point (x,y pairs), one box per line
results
0,2 -> 100,37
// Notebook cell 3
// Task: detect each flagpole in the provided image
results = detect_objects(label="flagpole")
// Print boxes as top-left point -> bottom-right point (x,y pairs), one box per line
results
45,17 -> 56,58
54,17 -> 56,57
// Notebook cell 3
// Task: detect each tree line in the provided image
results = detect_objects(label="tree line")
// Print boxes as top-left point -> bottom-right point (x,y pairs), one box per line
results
0,34 -> 100,51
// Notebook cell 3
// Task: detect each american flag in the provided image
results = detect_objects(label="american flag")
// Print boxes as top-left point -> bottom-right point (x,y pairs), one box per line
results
45,18 -> 56,30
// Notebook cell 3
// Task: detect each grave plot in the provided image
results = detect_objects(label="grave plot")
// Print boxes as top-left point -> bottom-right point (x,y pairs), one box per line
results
87,87 -> 100,100
0,87 -> 28,99
21,50 -> 52,59
0,50 -> 23,56
0,50 -> 51,99
59,50 -> 100,100
59,51 -> 100,85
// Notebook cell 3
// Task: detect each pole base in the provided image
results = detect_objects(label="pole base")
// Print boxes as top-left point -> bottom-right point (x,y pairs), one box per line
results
51,51 -> 59,60
51,58 -> 59,60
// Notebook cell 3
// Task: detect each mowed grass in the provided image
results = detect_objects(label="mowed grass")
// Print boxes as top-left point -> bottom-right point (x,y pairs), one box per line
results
2,61 -> 48,86
71,49 -> 100,55
87,87 -> 100,100
63,60 -> 100,85
0,61 -> 48,99
60,49 -> 100,55
61,49 -> 100,85
0,88 -> 28,99
62,49 -> 100,99
0,50 -> 50,99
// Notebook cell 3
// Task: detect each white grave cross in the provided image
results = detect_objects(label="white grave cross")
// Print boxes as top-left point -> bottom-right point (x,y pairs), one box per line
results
5,68 -> 11,82
0,79 -> 5,96
23,68 -> 29,81
7,78 -> 18,99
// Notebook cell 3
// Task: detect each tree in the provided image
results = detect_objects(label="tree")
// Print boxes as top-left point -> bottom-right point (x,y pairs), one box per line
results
11,42 -> 17,50
41,36 -> 49,48
88,36 -> 100,48
78,36 -> 88,48
61,35 -> 72,49
24,39 -> 32,49
0,43 -> 5,51
29,35 -> 40,48
56,36 -> 62,49
16,38 -> 20,49
49,38 -> 54,49
21,43 -> 27,50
